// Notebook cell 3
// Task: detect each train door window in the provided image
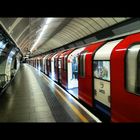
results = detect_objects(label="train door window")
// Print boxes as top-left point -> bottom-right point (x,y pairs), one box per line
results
36,59 -> 38,68
45,59 -> 48,74
54,58 -> 57,67
38,59 -> 41,71
58,59 -> 61,68
125,44 -> 140,95
64,55 -> 67,72
94,61 -> 110,81
47,59 -> 49,66
58,58 -> 62,81
79,51 -> 87,77
71,56 -> 78,80
40,59 -> 43,71
49,59 -> 51,72
51,54 -> 57,80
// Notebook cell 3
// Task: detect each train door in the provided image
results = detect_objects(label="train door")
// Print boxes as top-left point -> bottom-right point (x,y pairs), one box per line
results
67,47 -> 85,98
35,59 -> 37,69
46,54 -> 52,75
43,55 -> 48,74
45,59 -> 48,74
48,57 -> 51,77
54,57 -> 58,81
54,51 -> 65,82
36,59 -> 38,69
37,58 -> 41,71
58,58 -> 62,83
93,39 -> 122,118
42,56 -> 45,73
40,58 -> 43,72
45,54 -> 51,75
32,59 -> 34,67
51,53 -> 57,80
47,58 -> 50,75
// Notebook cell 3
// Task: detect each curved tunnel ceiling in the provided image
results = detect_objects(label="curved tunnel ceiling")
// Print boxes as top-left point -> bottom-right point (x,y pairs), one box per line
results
0,17 -> 130,56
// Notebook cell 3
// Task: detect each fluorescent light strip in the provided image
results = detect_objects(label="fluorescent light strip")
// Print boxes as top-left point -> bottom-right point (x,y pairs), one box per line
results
30,18 -> 53,52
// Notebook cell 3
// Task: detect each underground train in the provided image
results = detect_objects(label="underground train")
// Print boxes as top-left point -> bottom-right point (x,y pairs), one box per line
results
27,32 -> 140,122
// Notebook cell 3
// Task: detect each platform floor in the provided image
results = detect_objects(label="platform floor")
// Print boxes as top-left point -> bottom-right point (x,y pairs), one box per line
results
0,64 -> 100,122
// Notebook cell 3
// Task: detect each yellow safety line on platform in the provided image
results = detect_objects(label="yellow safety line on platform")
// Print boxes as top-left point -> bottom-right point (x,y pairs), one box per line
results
55,88 -> 89,122
42,76 -> 89,122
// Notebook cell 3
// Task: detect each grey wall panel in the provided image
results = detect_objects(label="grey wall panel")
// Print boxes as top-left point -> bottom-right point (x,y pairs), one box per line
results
112,20 -> 140,35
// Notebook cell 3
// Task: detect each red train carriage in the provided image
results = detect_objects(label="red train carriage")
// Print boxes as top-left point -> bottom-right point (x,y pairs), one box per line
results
46,53 -> 54,75
111,33 -> 140,122
53,50 -> 65,82
42,54 -> 49,74
78,32 -> 140,122
78,42 -> 105,107
28,30 -> 140,122
44,54 -> 52,75
91,32 -> 140,122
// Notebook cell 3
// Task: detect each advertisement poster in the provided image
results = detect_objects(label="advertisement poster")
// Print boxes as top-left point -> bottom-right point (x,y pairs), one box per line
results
94,78 -> 110,107
94,61 -> 110,81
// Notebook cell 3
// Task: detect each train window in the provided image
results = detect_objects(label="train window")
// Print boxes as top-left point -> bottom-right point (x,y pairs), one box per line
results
126,44 -> 140,95
58,59 -> 61,68
54,59 -> 57,67
79,51 -> 87,77
0,41 -> 6,50
93,61 -> 110,81
64,55 -> 67,71
47,59 -> 49,66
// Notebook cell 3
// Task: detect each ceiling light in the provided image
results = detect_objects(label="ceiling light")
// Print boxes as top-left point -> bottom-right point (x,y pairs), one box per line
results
30,18 -> 53,53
